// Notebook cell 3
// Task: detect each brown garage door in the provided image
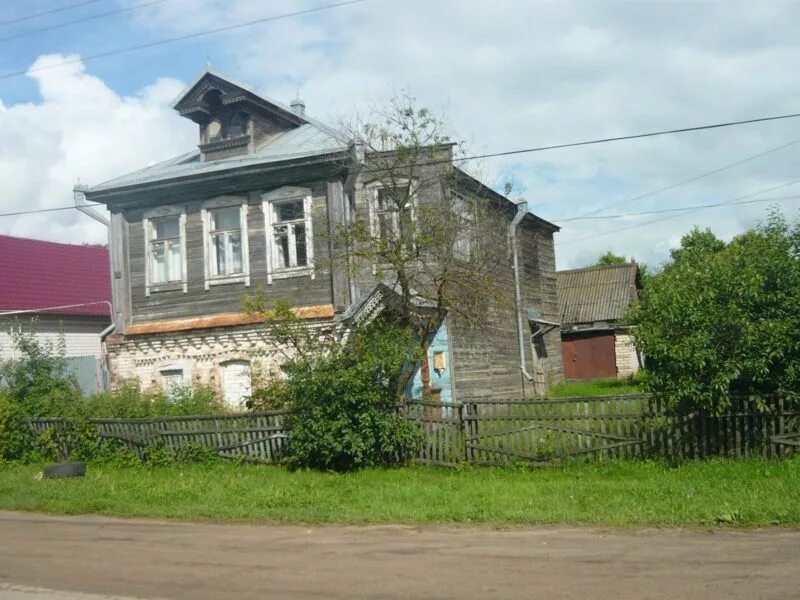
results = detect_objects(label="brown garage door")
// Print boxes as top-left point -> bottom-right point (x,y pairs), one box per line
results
562,332 -> 616,379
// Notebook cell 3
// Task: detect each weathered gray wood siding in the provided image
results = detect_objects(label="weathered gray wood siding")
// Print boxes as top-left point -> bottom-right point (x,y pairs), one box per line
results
124,180 -> 334,324
448,215 -> 563,401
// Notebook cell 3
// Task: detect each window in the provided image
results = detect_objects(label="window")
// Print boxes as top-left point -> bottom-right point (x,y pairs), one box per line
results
201,198 -> 250,288
262,187 -> 314,282
273,199 -> 308,269
206,118 -> 223,142
228,112 -> 249,138
370,183 -> 415,255
160,367 -> 185,400
452,192 -> 478,260
143,207 -> 187,296
221,360 -> 252,409
209,207 -> 243,277
149,217 -> 182,284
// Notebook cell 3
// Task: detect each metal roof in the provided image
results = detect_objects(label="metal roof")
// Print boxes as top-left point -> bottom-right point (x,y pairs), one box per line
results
90,123 -> 347,193
0,235 -> 110,317
557,262 -> 639,327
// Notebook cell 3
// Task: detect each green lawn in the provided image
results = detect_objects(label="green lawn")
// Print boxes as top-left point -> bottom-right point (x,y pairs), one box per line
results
547,377 -> 643,397
1,459 -> 798,527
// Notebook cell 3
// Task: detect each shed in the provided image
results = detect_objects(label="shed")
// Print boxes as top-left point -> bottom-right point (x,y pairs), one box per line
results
556,262 -> 640,379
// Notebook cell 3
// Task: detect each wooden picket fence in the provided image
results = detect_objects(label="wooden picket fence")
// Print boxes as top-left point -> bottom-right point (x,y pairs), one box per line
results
31,395 -> 800,466
32,411 -> 290,463
460,395 -> 800,465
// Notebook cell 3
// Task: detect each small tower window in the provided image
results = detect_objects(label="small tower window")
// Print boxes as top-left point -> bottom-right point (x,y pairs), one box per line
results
229,112 -> 249,138
206,119 -> 222,142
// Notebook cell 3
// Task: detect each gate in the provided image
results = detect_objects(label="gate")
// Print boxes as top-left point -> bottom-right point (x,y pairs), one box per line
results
463,397 -> 647,464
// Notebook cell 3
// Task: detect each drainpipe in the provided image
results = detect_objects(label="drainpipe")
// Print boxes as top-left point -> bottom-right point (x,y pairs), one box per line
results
343,143 -> 364,305
74,184 -> 109,227
510,200 -> 535,385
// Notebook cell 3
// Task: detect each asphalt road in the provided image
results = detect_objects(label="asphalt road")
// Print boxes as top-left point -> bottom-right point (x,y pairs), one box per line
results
0,511 -> 798,599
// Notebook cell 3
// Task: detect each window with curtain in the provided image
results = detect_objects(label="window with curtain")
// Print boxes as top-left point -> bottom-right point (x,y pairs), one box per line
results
208,206 -> 244,278
149,216 -> 182,284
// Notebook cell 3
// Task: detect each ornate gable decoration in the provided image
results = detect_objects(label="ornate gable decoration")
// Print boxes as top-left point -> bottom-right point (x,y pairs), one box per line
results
172,71 -> 304,127
172,70 -> 308,161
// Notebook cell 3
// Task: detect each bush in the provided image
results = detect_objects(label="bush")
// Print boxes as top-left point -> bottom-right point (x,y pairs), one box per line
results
275,319 -> 421,471
629,212 -> 800,414
0,328 -> 227,463
85,381 -> 225,418
0,324 -> 82,417
0,393 -> 36,462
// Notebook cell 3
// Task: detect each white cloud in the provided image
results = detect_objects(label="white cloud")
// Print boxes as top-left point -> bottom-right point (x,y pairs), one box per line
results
0,55 -> 195,245
7,1 -> 800,269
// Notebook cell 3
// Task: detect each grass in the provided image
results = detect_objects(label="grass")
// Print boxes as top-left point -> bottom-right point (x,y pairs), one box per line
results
547,377 -> 643,398
0,459 -> 798,528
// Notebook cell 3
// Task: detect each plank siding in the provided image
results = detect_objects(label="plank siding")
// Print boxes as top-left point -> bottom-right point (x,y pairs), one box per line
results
126,180 -> 334,324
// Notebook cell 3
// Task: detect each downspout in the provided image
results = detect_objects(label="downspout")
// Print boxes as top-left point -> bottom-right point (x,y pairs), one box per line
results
510,200 -> 535,386
343,142 -> 364,305
75,184 -> 116,390
74,184 -> 109,227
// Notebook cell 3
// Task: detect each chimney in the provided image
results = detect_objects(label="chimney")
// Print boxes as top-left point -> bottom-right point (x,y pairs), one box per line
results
290,95 -> 306,116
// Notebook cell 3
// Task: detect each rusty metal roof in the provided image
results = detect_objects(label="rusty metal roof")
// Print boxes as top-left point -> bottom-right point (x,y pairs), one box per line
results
557,263 -> 639,327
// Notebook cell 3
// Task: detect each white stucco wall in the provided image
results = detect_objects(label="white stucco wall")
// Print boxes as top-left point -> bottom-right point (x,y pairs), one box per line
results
614,332 -> 639,378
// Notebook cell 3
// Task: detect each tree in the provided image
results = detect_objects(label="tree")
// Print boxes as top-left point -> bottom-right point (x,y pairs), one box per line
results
330,94 -> 511,393
240,299 -> 421,470
628,210 -> 800,414
596,251 -> 628,266
668,227 -> 725,265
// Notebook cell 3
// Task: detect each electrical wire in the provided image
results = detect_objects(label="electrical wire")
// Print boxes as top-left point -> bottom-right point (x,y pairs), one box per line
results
0,0 -> 104,27
559,179 -> 800,245
357,111 -> 800,175
562,137 -> 800,221
0,0 -> 169,43
556,193 -> 800,222
0,0 -> 367,80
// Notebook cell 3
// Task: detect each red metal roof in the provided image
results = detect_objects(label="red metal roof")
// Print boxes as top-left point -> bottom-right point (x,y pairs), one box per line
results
0,234 -> 110,317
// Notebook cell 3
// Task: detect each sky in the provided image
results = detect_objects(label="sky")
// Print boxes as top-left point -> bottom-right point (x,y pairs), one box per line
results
1,0 -> 800,269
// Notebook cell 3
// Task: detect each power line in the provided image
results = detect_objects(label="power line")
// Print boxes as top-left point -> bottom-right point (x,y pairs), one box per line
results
559,178 -> 800,245
0,0 -> 103,27
562,137 -> 800,221
0,0 -> 168,43
556,193 -> 800,222
0,0 -> 367,80
357,111 -> 800,176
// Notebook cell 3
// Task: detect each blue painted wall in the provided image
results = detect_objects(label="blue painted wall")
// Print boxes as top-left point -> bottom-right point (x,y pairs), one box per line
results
406,320 -> 452,403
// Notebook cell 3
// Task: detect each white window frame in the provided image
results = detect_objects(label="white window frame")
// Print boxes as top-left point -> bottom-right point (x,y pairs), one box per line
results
261,186 -> 314,284
368,180 -> 417,245
159,362 -> 189,400
201,196 -> 251,290
143,205 -> 187,297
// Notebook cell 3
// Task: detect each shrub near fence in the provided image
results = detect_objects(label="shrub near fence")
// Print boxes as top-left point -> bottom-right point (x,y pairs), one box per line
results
30,395 -> 800,467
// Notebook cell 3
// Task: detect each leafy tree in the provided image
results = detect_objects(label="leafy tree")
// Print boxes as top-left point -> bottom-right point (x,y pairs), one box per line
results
596,251 -> 628,266
331,94 -> 512,393
668,227 -> 725,265
0,322 -> 80,416
241,298 -> 421,470
629,210 -> 800,414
